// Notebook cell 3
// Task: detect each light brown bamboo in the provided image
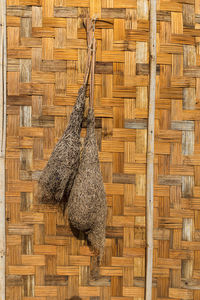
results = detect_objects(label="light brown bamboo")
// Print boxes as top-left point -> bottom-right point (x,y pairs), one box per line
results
0,0 -> 6,299
145,0 -> 156,299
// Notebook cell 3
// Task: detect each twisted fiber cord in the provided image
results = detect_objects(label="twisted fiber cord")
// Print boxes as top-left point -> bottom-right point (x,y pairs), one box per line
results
89,20 -> 96,109
83,19 -> 94,86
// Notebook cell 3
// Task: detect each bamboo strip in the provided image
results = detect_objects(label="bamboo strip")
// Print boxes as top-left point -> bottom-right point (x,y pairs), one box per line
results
0,0 -> 6,299
145,0 -> 156,299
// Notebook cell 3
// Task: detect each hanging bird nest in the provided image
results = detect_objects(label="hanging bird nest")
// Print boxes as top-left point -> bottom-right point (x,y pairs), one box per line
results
37,18 -> 94,212
37,85 -> 87,209
67,38 -> 107,279
67,107 -> 107,279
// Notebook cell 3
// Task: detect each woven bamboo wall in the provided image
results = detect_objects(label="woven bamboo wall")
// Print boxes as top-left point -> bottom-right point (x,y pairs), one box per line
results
6,0 -> 200,299
154,0 -> 200,299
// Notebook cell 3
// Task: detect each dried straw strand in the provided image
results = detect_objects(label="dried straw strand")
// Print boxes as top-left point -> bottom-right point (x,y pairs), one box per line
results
89,22 -> 96,108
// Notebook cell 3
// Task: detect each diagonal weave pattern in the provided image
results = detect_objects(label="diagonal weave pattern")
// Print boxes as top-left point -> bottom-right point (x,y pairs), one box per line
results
6,0 -> 200,299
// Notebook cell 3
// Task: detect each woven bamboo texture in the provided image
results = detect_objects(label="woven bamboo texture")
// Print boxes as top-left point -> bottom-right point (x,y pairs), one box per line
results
5,0 -> 200,299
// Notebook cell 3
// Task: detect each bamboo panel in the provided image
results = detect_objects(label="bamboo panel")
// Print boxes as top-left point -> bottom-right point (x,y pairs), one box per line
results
5,0 -> 200,300
6,0 -> 147,298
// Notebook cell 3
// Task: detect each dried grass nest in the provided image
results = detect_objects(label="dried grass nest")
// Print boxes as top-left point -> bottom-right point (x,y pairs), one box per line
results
67,107 -> 107,277
37,85 -> 87,212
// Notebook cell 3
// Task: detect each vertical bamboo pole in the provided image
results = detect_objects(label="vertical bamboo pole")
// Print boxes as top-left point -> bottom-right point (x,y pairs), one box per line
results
146,0 -> 156,298
0,0 -> 6,299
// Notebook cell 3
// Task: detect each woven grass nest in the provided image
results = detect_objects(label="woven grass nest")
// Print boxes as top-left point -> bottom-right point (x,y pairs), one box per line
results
67,107 -> 107,277
37,85 -> 87,212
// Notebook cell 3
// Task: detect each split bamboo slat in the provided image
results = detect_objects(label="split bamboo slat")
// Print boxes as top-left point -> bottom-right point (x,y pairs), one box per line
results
0,0 -> 6,299
146,0 -> 156,298
5,0 -> 200,300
